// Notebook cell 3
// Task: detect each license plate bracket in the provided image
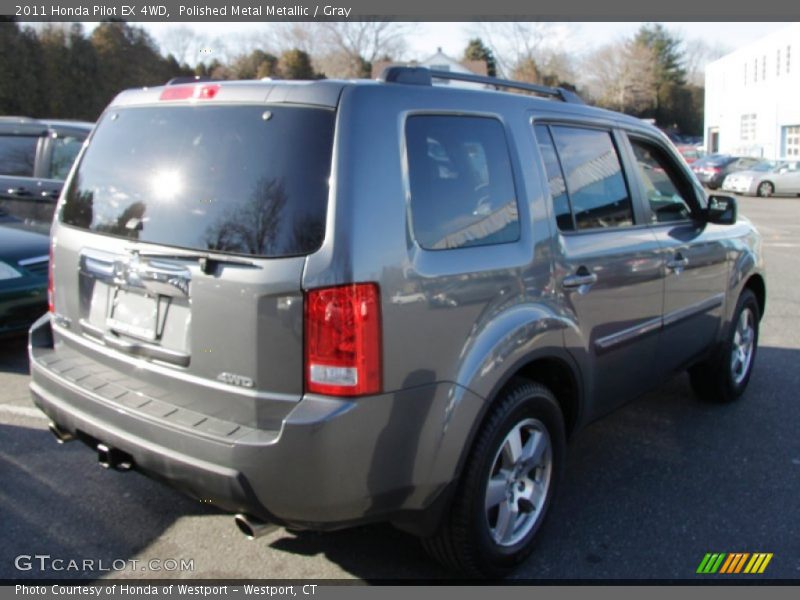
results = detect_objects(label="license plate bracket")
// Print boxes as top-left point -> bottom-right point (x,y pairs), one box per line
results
106,289 -> 159,341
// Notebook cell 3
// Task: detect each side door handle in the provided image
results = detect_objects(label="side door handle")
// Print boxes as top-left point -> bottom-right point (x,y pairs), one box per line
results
6,187 -> 32,197
666,253 -> 689,273
562,267 -> 598,291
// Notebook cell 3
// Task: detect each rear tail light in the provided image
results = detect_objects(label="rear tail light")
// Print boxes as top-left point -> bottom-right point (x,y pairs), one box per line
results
47,243 -> 54,313
304,283 -> 382,396
709,167 -> 721,174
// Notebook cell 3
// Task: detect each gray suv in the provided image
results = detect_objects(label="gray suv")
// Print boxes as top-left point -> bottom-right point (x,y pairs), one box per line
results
29,68 -> 765,576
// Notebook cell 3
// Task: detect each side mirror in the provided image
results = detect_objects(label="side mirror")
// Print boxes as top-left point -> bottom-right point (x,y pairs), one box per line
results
705,194 -> 737,225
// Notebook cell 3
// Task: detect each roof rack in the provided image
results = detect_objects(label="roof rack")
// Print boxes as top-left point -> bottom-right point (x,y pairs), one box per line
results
379,66 -> 584,104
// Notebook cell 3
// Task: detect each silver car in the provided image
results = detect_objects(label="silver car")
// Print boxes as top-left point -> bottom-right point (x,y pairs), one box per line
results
29,68 -> 766,577
723,160 -> 800,197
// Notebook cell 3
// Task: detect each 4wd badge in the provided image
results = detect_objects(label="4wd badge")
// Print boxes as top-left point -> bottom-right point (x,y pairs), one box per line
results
216,372 -> 255,388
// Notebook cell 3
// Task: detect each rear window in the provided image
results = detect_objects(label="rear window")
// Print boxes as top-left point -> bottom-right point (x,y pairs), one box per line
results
61,105 -> 335,258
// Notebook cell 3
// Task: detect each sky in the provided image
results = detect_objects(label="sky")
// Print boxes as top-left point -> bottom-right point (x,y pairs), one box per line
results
129,21 -> 792,65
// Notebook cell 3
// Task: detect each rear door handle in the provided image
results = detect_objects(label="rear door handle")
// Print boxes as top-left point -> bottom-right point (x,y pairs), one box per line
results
6,187 -> 32,197
562,268 -> 598,290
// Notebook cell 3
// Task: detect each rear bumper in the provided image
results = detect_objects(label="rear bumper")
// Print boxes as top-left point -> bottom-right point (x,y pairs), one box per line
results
694,173 -> 722,186
29,314 -> 482,532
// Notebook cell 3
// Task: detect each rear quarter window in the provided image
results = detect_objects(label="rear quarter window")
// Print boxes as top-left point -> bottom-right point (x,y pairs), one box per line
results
406,115 -> 520,250
50,134 -> 86,180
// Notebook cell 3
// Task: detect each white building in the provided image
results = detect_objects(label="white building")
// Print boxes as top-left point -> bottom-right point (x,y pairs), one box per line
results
704,23 -> 800,160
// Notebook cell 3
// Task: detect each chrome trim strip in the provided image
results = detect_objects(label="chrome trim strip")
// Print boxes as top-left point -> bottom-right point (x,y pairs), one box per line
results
663,293 -> 725,328
594,316 -> 662,353
18,254 -> 49,266
594,293 -> 725,354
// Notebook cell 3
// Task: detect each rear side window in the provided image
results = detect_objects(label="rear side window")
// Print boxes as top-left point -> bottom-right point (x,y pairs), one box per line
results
549,126 -> 633,230
0,135 -> 37,177
61,105 -> 335,258
406,115 -> 519,250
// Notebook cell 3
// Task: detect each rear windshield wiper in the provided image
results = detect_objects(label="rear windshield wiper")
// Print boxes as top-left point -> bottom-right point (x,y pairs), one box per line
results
129,248 -> 260,275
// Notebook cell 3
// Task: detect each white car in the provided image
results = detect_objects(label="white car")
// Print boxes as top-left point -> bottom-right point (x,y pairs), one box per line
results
722,161 -> 800,197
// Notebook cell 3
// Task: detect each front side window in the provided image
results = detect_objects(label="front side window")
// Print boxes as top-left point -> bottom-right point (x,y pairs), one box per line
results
0,135 -> 37,177
629,138 -> 693,223
548,126 -> 633,230
406,115 -> 519,250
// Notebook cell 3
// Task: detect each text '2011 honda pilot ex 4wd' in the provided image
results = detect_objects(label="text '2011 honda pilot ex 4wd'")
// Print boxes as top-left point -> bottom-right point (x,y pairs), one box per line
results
30,68 -> 766,577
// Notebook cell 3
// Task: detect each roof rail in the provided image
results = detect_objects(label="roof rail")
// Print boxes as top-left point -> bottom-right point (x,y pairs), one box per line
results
379,66 -> 584,104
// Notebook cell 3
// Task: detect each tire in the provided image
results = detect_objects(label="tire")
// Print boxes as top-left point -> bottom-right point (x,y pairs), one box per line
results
756,181 -> 774,198
689,289 -> 760,403
422,379 -> 565,577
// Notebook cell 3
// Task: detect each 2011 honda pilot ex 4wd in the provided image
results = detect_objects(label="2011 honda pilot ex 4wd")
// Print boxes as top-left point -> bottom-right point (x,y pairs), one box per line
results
30,68 -> 765,577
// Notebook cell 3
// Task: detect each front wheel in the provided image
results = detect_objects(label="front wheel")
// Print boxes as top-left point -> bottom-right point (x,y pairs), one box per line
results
422,379 -> 565,577
689,289 -> 760,403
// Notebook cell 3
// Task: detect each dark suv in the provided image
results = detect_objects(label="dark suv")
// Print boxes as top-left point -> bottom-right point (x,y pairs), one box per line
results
0,117 -> 93,231
28,68 -> 765,576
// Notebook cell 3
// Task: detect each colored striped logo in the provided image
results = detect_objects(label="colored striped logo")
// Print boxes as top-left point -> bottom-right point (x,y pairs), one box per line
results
696,553 -> 773,574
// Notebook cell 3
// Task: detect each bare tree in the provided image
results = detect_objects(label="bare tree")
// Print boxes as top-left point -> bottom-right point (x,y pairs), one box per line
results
684,38 -> 730,86
584,40 -> 658,115
158,26 -> 204,65
473,22 -> 573,78
537,50 -> 578,86
319,22 -> 409,68
267,22 -> 319,56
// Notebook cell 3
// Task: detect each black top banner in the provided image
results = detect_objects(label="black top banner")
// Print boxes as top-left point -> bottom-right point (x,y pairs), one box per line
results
1,0 -> 799,21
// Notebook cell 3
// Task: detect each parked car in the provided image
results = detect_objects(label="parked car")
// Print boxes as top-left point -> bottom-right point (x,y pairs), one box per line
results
0,219 -> 49,336
29,68 -> 765,577
676,144 -> 704,164
691,154 -> 763,189
723,160 -> 800,197
0,117 -> 92,231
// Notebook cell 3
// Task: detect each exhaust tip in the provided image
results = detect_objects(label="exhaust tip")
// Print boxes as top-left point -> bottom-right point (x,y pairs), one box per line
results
234,514 -> 277,540
48,422 -> 75,444
97,443 -> 133,471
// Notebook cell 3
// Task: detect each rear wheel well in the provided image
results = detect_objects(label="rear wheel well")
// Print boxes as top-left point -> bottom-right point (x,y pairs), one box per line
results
744,274 -> 766,320
511,358 -> 580,437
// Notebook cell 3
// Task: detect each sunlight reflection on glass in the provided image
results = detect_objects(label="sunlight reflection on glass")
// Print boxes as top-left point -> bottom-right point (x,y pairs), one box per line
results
151,170 -> 183,200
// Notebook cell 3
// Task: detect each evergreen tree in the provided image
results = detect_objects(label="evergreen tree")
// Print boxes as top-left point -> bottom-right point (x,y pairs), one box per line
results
463,38 -> 497,77
278,49 -> 316,80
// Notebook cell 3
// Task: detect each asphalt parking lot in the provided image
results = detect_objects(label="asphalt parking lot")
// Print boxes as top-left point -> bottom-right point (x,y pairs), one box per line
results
1,194 -> 799,581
